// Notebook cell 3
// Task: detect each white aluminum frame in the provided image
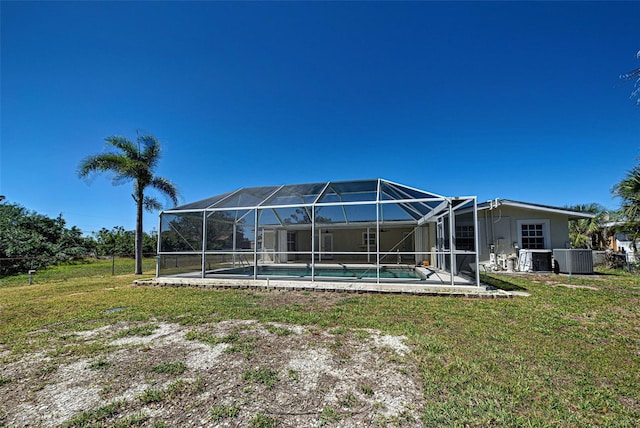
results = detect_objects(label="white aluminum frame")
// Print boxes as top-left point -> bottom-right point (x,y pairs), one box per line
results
158,179 -> 481,286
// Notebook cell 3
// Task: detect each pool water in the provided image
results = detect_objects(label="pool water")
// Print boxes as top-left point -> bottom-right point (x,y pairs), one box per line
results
224,265 -> 424,279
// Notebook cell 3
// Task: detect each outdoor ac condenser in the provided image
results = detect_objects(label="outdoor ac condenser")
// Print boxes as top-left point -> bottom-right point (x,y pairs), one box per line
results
552,249 -> 593,274
518,249 -> 553,272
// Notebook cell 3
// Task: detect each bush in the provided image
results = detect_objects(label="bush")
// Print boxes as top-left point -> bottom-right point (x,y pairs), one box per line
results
0,202 -> 94,277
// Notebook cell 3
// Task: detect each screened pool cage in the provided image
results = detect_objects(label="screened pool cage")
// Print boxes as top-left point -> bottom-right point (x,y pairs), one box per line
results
157,179 -> 481,287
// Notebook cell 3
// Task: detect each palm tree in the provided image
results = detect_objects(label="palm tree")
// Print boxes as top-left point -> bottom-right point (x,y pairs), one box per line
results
612,163 -> 640,252
78,134 -> 179,274
620,50 -> 640,105
568,203 -> 608,249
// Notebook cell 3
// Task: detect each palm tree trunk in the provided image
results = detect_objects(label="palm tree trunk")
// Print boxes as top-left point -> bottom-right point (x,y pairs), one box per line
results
135,190 -> 144,275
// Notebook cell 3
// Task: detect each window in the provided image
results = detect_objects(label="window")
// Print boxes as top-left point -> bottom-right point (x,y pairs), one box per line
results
362,232 -> 376,247
455,225 -> 475,251
521,224 -> 544,249
518,220 -> 549,249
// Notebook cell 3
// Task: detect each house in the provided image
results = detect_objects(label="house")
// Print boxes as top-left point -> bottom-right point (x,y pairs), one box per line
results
604,221 -> 640,262
459,199 -> 596,271
157,179 -> 594,286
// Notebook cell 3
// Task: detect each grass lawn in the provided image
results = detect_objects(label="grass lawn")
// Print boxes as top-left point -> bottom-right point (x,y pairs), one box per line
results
0,259 -> 638,426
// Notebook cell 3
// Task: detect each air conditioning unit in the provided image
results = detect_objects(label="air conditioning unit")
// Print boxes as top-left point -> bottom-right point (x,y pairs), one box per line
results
552,249 -> 593,274
518,249 -> 552,272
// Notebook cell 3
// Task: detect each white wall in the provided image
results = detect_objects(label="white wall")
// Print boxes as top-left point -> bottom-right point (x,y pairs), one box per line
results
477,206 -> 571,263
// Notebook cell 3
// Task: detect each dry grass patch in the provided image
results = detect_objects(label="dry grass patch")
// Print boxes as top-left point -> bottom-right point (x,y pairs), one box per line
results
2,320 -> 422,427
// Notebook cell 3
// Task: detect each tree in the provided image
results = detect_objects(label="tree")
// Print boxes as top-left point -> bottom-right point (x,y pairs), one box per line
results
0,201 -> 93,277
93,226 -> 135,256
144,229 -> 159,255
567,203 -> 608,249
78,134 -> 179,274
92,226 -> 158,257
620,50 -> 640,106
612,163 -> 640,252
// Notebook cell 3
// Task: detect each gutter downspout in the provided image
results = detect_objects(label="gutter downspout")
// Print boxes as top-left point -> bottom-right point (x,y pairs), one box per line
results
490,198 -> 500,255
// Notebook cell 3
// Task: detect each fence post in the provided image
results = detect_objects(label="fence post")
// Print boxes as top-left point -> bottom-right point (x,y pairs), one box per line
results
112,255 -> 115,276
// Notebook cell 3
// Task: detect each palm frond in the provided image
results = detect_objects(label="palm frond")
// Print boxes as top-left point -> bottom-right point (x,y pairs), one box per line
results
78,153 -> 133,182
620,51 -> 640,105
150,176 -> 180,207
143,196 -> 162,212
138,135 -> 162,171
620,68 -> 640,82
112,174 -> 134,186
105,136 -> 140,160
613,165 -> 640,200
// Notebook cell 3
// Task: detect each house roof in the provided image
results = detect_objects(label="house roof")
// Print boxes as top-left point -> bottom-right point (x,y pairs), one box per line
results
478,199 -> 596,220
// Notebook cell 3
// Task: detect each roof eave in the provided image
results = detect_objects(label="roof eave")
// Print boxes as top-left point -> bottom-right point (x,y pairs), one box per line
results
477,199 -> 597,219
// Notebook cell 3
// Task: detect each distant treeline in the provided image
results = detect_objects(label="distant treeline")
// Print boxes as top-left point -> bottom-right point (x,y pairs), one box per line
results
0,201 -> 157,277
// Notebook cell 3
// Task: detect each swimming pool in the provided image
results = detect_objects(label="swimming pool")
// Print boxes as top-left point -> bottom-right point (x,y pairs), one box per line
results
217,265 -> 425,280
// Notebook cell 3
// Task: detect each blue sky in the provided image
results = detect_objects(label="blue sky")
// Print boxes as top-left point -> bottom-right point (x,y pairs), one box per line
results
1,1 -> 639,234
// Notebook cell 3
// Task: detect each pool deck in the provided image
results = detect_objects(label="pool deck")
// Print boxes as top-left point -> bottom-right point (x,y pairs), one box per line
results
134,269 -> 516,298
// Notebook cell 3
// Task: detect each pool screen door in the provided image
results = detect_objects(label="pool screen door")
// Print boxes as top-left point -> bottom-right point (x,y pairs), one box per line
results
315,232 -> 333,260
